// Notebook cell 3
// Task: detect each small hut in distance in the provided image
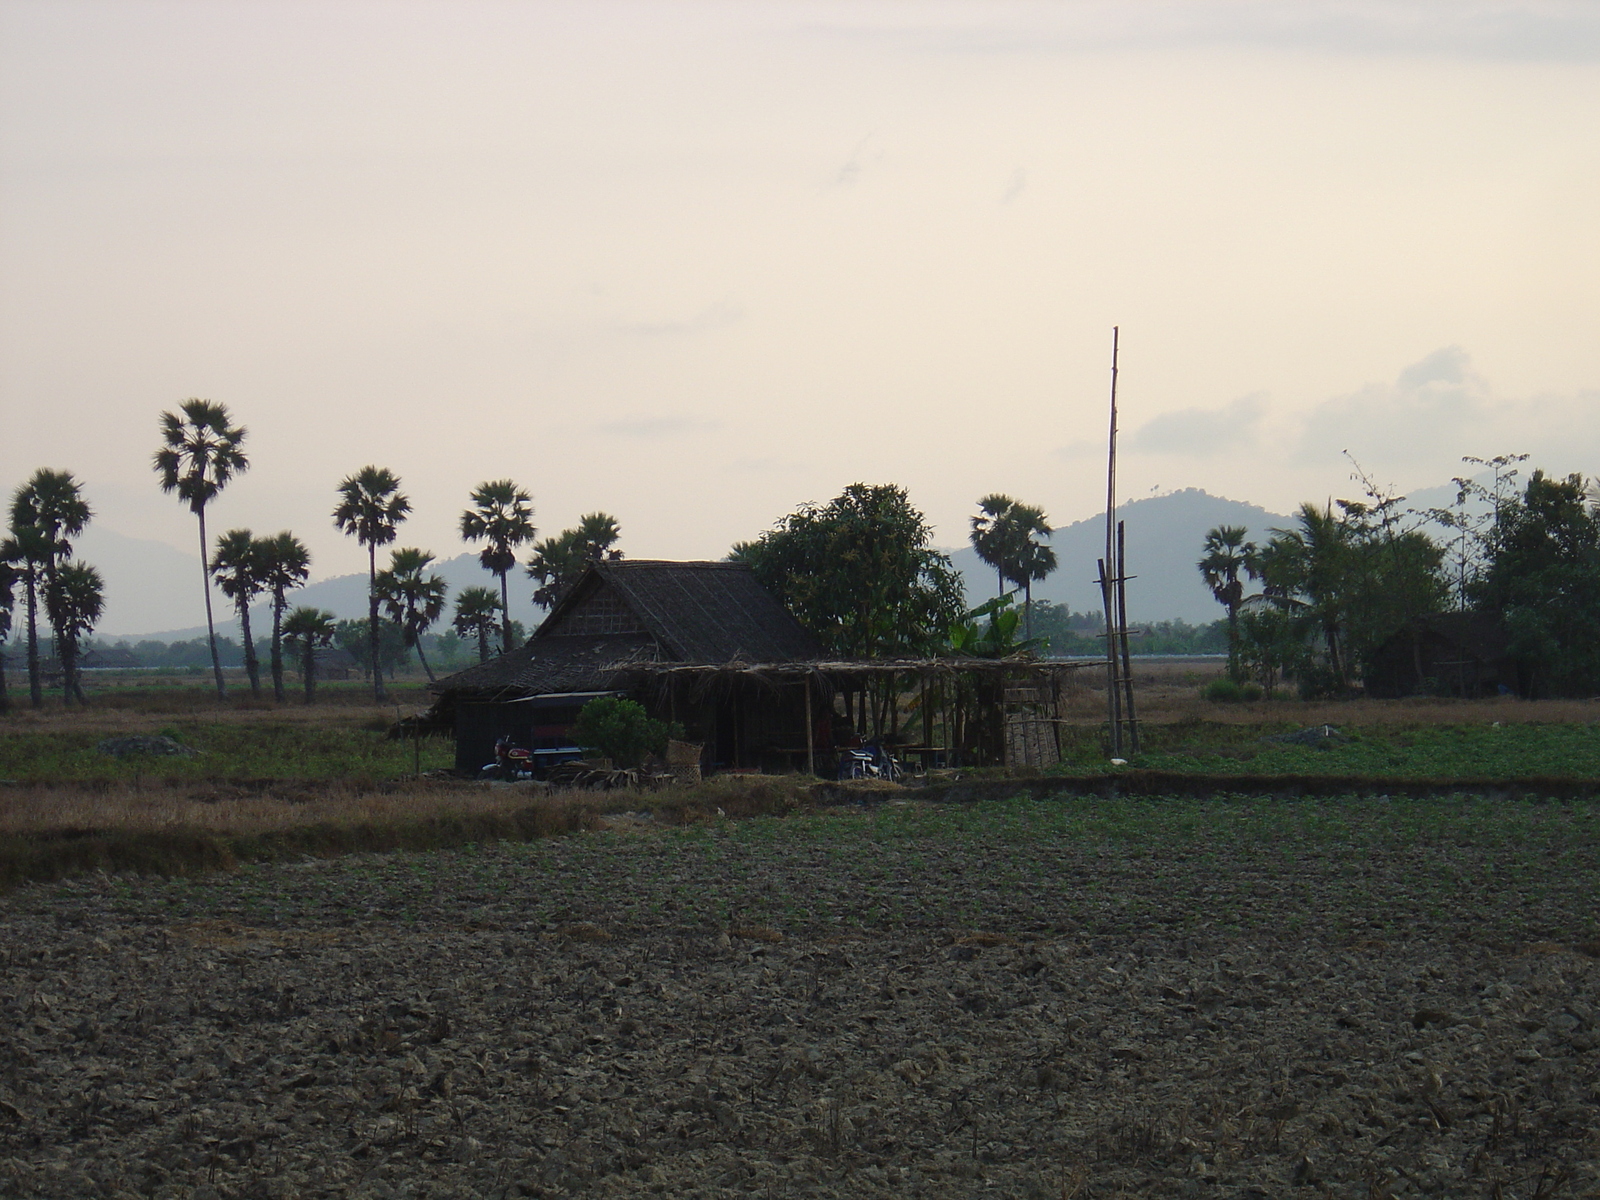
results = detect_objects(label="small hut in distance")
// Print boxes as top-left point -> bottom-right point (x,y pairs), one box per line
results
433,560 -> 824,775
431,559 -> 1081,777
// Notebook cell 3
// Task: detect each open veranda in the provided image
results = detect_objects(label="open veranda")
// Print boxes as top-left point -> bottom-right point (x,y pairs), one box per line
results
0,669 -> 1596,1198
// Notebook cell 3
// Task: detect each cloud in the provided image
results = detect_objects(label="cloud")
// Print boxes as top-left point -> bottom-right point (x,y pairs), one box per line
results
824,134 -> 882,190
597,415 -> 722,440
1296,346 -> 1491,467
1000,166 -> 1027,204
1130,393 -> 1267,456
800,2 -> 1600,64
618,300 -> 745,338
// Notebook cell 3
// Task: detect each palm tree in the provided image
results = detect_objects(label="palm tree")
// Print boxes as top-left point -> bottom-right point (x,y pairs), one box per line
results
0,524 -> 51,708
257,532 -> 311,703
452,586 -> 502,662
332,466 -> 411,702
282,606 -> 336,703
1260,503 -> 1355,689
0,559 -> 17,714
1198,524 -> 1256,680
971,495 -> 1055,638
375,548 -> 448,683
969,494 -> 1018,600
459,480 -> 535,654
526,512 -> 622,611
7,470 -> 92,707
212,529 -> 267,696
44,561 -> 104,706
153,399 -> 248,699
1003,502 -> 1056,640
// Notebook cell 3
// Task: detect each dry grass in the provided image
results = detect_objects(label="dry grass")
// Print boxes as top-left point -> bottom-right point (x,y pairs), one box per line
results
0,779 -> 576,837
0,773 -> 817,890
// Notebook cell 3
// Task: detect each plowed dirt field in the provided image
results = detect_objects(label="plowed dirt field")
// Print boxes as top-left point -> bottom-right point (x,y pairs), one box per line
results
2,795 -> 1597,1199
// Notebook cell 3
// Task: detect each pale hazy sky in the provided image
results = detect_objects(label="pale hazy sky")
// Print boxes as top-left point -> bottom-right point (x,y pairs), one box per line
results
3,1 -> 1598,592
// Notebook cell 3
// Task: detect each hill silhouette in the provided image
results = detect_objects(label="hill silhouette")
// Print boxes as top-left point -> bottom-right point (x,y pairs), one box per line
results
946,488 -> 1290,626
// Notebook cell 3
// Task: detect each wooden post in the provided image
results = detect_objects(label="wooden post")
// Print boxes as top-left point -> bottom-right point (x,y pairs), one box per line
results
804,673 -> 815,777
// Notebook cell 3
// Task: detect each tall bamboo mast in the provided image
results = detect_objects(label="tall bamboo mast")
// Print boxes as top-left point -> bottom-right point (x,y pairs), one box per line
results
1101,328 -> 1123,756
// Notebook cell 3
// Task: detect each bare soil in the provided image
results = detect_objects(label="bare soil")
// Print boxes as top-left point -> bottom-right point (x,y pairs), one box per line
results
2,801 -> 1597,1200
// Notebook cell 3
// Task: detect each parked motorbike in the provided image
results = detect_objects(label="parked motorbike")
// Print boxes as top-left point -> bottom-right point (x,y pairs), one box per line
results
482,736 -> 535,781
838,739 -> 903,783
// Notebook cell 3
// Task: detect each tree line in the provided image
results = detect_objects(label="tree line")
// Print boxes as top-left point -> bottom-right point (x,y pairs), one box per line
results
0,399 -> 624,709
1199,455 -> 1600,698
2,394 -> 1083,710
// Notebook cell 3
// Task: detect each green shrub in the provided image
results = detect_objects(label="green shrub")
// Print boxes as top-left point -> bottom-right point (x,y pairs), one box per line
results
1203,679 -> 1244,703
572,696 -> 674,768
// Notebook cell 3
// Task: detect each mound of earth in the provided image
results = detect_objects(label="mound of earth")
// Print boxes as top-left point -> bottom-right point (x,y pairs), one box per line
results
95,736 -> 198,759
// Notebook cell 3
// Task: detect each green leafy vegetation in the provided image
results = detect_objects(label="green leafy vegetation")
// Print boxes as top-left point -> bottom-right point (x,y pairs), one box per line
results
1050,720 -> 1600,779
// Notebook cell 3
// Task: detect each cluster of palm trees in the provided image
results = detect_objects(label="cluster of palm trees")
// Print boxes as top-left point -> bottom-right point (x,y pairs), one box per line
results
146,400 -> 627,705
968,494 -> 1058,638
1,468 -> 100,710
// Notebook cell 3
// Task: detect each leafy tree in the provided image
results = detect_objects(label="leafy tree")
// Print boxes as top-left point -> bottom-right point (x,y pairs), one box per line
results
333,466 -> 411,701
527,512 -> 622,611
211,529 -> 267,696
452,586 -> 503,663
153,399 -> 248,699
282,607 -> 336,703
735,484 -> 964,658
5,469 -> 92,707
1245,487 -> 1446,696
0,559 -> 17,714
1469,470 -> 1600,696
44,561 -> 104,705
257,531 -> 311,702
460,480 -> 536,653
375,548 -> 448,683
333,618 -> 410,682
572,695 -> 674,768
1198,524 -> 1256,680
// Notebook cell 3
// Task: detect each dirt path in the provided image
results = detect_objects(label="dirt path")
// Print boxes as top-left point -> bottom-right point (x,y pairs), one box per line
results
2,806 -> 1597,1199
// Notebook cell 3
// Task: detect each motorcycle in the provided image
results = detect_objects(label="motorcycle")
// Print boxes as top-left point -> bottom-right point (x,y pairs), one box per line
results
482,735 -> 535,781
837,739 -> 903,783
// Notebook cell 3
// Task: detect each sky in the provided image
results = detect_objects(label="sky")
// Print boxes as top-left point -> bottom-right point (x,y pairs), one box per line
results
3,0 -> 1598,623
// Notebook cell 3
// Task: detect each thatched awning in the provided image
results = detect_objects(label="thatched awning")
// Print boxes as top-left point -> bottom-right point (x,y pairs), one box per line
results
614,656 -> 1095,681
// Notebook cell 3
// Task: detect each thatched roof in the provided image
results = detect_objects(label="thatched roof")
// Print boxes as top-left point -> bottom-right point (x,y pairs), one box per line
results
434,560 -> 824,699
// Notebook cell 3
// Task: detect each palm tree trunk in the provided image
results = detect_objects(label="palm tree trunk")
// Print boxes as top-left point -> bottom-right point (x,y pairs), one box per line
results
239,599 -> 260,695
498,570 -> 512,654
60,633 -> 80,706
25,568 -> 41,707
43,559 -> 70,706
368,544 -> 386,702
270,593 -> 287,703
1024,580 -> 1033,641
477,626 -> 489,663
198,506 -> 226,700
414,635 -> 437,683
303,639 -> 317,703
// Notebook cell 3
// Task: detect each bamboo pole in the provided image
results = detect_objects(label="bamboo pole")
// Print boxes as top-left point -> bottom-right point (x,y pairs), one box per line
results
1102,326 -> 1122,758
1117,520 -> 1139,754
804,673 -> 815,777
